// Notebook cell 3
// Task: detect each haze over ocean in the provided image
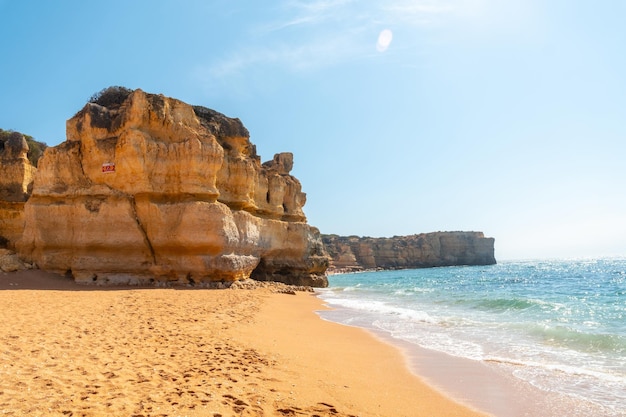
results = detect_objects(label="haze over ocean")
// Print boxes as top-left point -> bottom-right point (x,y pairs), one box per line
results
1,1 -> 625,261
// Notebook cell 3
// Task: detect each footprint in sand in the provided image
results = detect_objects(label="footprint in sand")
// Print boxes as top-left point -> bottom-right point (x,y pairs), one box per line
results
222,393 -> 251,413
276,402 -> 358,417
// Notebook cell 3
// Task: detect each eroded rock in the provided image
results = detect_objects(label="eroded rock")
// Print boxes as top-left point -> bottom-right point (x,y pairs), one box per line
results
0,249 -> 28,272
15,88 -> 329,286
0,132 -> 37,249
323,232 -> 496,273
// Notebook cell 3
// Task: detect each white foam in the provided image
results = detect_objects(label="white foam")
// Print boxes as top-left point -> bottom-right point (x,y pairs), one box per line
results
322,260 -> 626,415
322,297 -> 437,324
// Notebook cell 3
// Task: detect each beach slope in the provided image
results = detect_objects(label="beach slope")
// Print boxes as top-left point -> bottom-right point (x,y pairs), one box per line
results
0,270 -> 486,416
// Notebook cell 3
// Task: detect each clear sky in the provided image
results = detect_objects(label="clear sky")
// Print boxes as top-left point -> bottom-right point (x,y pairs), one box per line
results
1,0 -> 625,260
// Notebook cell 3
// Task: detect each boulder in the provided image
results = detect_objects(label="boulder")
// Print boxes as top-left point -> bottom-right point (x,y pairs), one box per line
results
0,249 -> 27,272
16,88 -> 329,286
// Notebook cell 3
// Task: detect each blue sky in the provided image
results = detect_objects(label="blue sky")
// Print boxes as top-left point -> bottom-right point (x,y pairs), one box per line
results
1,0 -> 625,260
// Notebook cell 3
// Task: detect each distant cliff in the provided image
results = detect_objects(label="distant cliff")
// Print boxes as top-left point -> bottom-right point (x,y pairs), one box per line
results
322,232 -> 496,273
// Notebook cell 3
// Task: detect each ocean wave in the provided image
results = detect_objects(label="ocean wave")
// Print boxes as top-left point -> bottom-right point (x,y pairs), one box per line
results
472,297 -> 569,314
485,355 -> 624,382
323,259 -> 626,415
321,297 -> 438,324
475,297 -> 538,311
371,320 -> 486,360
392,286 -> 435,296
527,324 -> 626,354
506,360 -> 626,415
342,284 -> 361,292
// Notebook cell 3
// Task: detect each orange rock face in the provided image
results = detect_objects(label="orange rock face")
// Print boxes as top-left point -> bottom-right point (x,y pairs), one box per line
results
323,232 -> 496,273
0,132 -> 36,249
15,89 -> 329,286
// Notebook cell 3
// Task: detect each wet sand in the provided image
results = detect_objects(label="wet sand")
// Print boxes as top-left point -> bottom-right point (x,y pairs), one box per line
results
0,270 -> 487,416
372,330 -> 606,417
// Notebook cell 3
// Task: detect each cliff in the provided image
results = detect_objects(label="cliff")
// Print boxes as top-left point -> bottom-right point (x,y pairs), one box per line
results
322,232 -> 496,273
12,88 -> 329,286
0,132 -> 37,250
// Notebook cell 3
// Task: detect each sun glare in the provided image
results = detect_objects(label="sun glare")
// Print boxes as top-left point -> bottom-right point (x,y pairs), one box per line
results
376,29 -> 393,52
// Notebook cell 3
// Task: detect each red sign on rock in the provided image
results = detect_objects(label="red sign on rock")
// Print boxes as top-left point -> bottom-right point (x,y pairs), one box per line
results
102,163 -> 115,173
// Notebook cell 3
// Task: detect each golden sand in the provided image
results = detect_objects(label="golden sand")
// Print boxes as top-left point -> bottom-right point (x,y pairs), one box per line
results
0,271 -> 487,417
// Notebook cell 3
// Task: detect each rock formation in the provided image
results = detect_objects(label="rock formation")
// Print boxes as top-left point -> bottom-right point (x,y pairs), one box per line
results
0,132 -> 37,250
322,232 -> 496,273
14,88 -> 329,286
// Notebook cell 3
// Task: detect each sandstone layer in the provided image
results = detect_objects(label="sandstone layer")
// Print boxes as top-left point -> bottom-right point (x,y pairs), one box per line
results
322,232 -> 496,273
15,88 -> 329,286
0,132 -> 36,249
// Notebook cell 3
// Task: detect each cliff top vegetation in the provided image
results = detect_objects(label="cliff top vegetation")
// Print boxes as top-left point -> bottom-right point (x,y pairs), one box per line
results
0,128 -> 47,166
88,86 -> 133,109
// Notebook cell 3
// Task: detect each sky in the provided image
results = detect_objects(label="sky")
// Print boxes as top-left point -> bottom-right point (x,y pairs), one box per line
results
1,0 -> 625,260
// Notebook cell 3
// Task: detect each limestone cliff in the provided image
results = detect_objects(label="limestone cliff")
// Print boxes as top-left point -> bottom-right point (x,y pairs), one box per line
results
15,88 -> 329,286
0,132 -> 37,249
322,232 -> 496,273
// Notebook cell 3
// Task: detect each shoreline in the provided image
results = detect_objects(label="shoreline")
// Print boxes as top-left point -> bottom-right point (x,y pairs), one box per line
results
1,269 -> 486,417
362,324 -> 607,417
245,288 -> 489,417
316,297 -> 612,417
1,269 -> 611,416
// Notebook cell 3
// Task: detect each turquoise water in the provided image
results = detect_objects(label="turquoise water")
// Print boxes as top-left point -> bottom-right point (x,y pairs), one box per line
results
317,259 -> 626,416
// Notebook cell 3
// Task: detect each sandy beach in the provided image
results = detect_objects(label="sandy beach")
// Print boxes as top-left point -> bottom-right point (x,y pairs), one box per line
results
0,270 -> 488,417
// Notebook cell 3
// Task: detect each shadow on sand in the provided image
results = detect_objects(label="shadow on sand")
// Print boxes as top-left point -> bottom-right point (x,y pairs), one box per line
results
0,270 -> 206,291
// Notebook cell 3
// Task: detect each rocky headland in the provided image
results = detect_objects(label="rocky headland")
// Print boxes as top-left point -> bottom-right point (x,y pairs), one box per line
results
2,88 -> 329,286
1,87 -> 497,286
322,232 -> 496,273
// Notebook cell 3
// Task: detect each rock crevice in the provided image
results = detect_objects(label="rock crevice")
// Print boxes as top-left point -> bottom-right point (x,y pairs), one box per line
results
129,195 -> 157,265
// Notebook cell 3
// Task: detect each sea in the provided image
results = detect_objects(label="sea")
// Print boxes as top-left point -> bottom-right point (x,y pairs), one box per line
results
316,258 -> 626,417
